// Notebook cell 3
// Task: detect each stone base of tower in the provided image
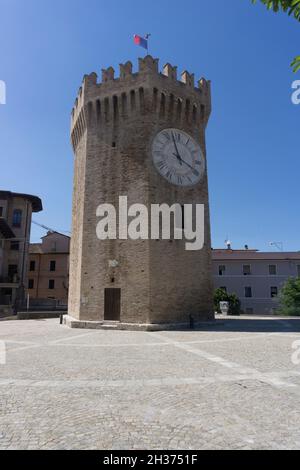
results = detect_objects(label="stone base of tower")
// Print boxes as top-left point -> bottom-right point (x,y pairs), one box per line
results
63,313 -> 215,331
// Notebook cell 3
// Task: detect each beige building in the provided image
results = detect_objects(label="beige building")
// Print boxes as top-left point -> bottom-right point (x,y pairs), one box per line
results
212,248 -> 300,314
67,55 -> 214,328
27,231 -> 70,304
0,190 -> 42,313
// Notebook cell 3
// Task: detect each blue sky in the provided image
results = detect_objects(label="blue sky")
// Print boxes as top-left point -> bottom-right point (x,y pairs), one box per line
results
0,0 -> 299,250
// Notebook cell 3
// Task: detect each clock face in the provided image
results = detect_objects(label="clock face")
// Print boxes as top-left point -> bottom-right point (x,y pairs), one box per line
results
151,129 -> 205,187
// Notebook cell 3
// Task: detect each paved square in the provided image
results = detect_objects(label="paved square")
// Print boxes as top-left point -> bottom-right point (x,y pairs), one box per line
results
0,316 -> 300,449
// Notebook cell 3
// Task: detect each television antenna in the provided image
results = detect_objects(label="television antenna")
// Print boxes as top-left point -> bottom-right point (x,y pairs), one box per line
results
32,220 -> 71,235
269,241 -> 283,252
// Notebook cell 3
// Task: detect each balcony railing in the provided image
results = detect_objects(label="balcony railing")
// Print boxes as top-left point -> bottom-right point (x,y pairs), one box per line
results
0,275 -> 20,284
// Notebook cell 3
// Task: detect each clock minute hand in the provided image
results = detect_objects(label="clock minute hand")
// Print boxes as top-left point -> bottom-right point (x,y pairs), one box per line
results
171,132 -> 182,165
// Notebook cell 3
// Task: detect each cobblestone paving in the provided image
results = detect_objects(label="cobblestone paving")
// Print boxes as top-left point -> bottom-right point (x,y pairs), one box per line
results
0,316 -> 300,449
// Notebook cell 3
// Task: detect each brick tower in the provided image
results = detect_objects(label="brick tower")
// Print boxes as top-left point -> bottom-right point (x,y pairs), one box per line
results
66,55 -> 214,329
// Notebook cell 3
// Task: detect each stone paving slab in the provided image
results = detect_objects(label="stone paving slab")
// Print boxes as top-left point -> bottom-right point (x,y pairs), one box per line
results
0,317 -> 300,449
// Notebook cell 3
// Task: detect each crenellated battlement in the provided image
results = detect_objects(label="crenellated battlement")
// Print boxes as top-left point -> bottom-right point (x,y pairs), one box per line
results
71,56 -> 211,151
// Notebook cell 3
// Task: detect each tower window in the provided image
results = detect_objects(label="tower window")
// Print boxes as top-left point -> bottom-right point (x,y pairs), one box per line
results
130,90 -> 136,110
139,87 -> 144,112
159,93 -> 166,117
96,99 -> 101,123
113,95 -> 119,120
104,97 -> 110,121
185,99 -> 190,122
176,98 -> 182,120
192,104 -> 197,122
48,279 -> 55,290
121,92 -> 127,115
87,101 -> 93,125
200,104 -> 205,120
169,93 -> 175,116
12,209 -> 22,228
153,88 -> 158,111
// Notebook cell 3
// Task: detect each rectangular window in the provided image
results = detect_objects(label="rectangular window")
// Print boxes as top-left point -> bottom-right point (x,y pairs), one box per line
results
271,286 -> 278,298
29,260 -> 35,272
10,241 -> 19,251
48,279 -> 55,290
220,286 -> 227,293
297,265 -> 300,278
8,265 -> 18,282
245,286 -> 252,298
269,265 -> 277,276
0,207 -> 3,217
12,209 -> 22,228
50,260 -> 56,272
243,265 -> 251,276
219,265 -> 226,276
28,279 -> 34,289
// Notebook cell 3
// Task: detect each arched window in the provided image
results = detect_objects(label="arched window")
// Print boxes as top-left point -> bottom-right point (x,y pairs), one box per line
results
121,93 -> 127,116
192,104 -> 197,122
159,93 -> 166,117
139,87 -> 144,112
12,209 -> 22,228
130,90 -> 136,111
96,100 -> 101,123
113,95 -> 119,120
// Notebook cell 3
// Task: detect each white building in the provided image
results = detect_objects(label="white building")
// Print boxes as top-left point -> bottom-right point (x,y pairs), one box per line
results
212,248 -> 300,315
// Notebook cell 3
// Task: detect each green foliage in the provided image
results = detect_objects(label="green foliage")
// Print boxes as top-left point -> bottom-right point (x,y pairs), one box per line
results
252,1 -> 300,72
214,288 -> 241,316
252,0 -> 300,20
291,55 -> 300,72
278,277 -> 300,316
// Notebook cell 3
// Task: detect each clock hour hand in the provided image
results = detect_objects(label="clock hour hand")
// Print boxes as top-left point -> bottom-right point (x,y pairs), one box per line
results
172,153 -> 199,177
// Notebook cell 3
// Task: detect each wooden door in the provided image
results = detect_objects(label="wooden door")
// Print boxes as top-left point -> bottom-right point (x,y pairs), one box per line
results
104,288 -> 121,321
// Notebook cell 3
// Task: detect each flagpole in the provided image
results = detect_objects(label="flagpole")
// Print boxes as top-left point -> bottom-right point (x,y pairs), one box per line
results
145,33 -> 151,55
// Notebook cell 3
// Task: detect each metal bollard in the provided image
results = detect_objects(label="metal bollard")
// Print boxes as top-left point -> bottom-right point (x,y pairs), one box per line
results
60,313 -> 63,325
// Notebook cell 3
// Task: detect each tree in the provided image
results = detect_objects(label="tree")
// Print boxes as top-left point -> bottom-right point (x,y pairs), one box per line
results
278,277 -> 300,315
252,0 -> 300,72
214,288 -> 241,315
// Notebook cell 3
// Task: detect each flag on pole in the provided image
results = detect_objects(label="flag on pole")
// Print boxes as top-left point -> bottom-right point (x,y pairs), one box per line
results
133,34 -> 149,50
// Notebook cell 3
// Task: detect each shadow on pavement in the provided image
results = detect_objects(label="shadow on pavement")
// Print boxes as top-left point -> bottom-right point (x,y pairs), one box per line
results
197,316 -> 300,333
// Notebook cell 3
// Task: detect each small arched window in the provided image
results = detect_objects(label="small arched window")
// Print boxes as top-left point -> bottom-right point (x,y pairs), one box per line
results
12,209 -> 22,228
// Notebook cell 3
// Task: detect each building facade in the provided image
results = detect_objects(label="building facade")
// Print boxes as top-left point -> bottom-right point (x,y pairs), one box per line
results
27,232 -> 70,304
0,190 -> 42,313
67,55 -> 214,327
212,249 -> 300,314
